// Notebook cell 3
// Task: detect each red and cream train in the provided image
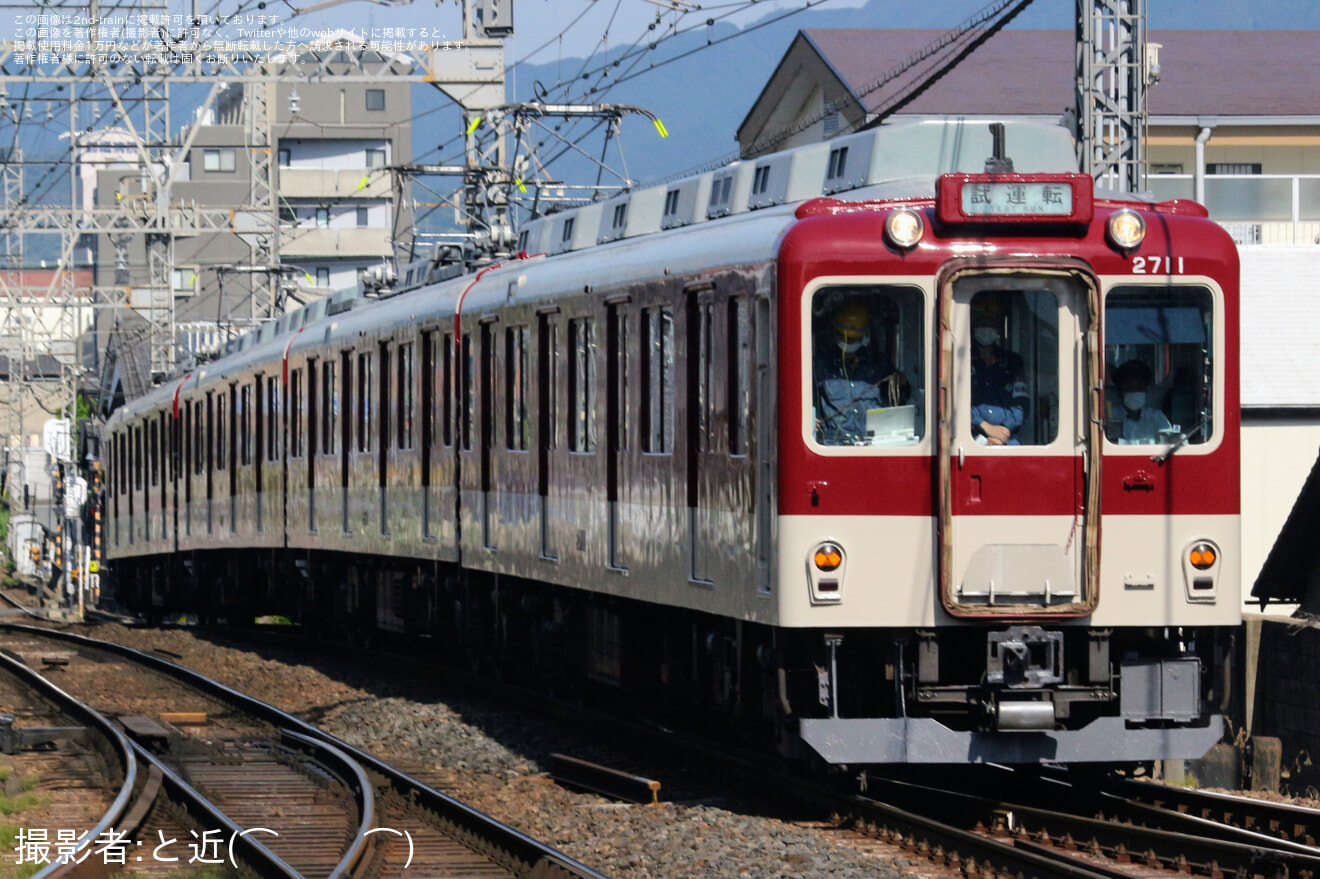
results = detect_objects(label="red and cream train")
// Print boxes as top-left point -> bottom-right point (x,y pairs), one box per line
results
103,118 -> 1239,765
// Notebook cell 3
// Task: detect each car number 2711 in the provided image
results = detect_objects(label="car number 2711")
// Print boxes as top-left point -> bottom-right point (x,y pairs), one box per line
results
1131,255 -> 1184,274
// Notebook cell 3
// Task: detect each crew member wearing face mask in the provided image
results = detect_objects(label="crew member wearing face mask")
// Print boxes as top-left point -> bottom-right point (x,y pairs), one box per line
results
1112,359 -> 1171,444
970,301 -> 1029,446
814,299 -> 907,444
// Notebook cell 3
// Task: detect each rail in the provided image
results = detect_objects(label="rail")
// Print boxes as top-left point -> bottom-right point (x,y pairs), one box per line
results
0,650 -> 138,878
0,623 -> 611,879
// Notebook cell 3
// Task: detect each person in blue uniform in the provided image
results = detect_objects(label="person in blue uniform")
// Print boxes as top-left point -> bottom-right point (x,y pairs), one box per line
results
814,299 -> 908,444
970,302 -> 1029,445
1112,359 -> 1172,444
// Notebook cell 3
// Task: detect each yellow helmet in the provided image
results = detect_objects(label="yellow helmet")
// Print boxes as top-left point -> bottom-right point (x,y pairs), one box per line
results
832,300 -> 870,344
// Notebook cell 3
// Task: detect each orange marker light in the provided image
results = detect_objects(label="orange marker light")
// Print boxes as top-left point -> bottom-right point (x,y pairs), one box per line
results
1189,543 -> 1217,570
813,544 -> 843,572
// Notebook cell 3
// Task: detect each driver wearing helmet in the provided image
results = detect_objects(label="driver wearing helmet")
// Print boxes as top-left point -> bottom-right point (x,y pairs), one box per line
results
814,299 -> 908,444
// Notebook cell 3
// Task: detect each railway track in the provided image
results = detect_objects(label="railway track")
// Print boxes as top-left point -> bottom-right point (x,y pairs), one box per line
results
26,618 -> 1320,879
0,623 -> 607,879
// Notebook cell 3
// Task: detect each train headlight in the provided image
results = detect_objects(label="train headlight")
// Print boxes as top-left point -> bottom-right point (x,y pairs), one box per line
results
1107,208 -> 1146,250
1181,539 -> 1221,603
807,542 -> 846,604
885,208 -> 924,250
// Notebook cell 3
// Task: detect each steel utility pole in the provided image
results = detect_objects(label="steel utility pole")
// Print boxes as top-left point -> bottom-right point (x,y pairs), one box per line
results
1076,0 -> 1156,193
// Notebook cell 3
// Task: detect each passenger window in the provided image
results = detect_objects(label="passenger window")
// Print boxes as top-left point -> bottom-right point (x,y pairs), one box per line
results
216,394 -> 227,470
357,352 -> 373,453
505,327 -> 528,451
811,285 -> 924,446
641,306 -> 674,454
289,373 -> 302,458
568,318 -> 597,453
266,376 -> 280,462
1104,286 -> 1214,446
398,342 -> 414,450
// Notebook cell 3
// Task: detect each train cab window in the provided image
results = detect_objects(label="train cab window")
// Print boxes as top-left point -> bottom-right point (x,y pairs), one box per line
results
969,290 -> 1058,447
1103,286 -> 1214,447
641,306 -> 674,454
398,342 -> 414,450
505,327 -> 528,451
811,285 -> 924,447
568,317 -> 598,453
357,352 -> 373,453
321,362 -> 337,455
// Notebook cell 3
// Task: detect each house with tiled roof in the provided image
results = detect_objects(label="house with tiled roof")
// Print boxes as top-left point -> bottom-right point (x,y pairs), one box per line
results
742,28 -> 1320,601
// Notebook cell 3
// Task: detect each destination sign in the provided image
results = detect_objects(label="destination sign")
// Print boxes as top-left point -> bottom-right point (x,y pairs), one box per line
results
960,181 -> 1074,216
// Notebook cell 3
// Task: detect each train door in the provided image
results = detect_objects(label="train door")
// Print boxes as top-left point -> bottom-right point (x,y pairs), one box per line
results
938,270 -> 1101,617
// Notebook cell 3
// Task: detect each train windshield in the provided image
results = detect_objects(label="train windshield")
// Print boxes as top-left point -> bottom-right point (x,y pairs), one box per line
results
811,285 -> 925,446
1103,286 -> 1214,446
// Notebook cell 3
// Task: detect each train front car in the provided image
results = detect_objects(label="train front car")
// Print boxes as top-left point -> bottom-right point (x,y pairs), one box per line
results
777,172 -> 1239,765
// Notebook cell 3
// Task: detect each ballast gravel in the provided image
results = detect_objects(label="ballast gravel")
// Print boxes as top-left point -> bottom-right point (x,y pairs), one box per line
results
49,623 -> 921,879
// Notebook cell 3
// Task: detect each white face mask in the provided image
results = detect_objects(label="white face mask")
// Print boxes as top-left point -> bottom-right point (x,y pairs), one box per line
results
838,334 -> 868,355
1123,391 -> 1146,411
973,327 -> 998,347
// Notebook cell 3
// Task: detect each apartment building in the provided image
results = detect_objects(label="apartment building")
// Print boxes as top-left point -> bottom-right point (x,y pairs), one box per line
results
89,36 -> 412,383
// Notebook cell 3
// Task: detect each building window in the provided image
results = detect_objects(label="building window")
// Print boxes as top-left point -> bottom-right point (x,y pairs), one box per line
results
203,148 -> 236,172
1207,163 -> 1261,175
277,148 -> 291,167
172,268 -> 195,294
279,205 -> 297,224
315,207 -> 330,228
1151,163 -> 1184,175
823,99 -> 839,136
357,206 -> 370,227
365,89 -> 386,111
316,267 -> 330,287
366,148 -> 386,168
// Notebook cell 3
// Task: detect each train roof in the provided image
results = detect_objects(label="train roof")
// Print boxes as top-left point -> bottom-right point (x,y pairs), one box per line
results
111,115 -> 1105,423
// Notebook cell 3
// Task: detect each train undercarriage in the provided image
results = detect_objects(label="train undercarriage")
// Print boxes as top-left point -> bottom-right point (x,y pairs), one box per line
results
109,549 -> 1230,766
